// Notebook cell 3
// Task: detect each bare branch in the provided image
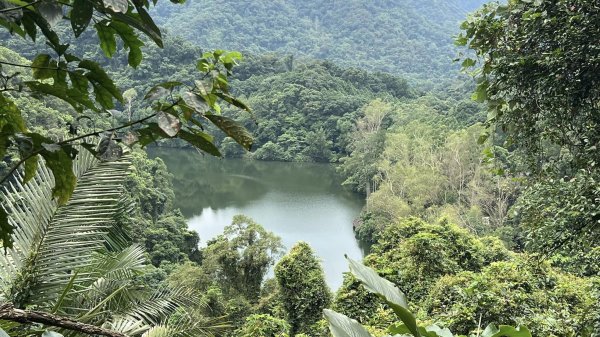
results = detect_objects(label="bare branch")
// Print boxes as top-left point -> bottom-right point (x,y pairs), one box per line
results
0,303 -> 127,337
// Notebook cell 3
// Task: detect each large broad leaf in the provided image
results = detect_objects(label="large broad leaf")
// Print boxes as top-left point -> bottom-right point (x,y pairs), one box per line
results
103,0 -> 128,13
109,21 -> 144,67
79,60 -> 123,102
204,114 -> 253,150
31,53 -> 53,79
481,325 -> 532,337
157,111 -> 181,137
25,81 -> 96,112
390,324 -> 454,337
70,0 -> 93,37
323,309 -> 373,337
42,331 -> 64,337
95,22 -> 117,57
40,146 -> 76,205
177,129 -> 221,157
347,257 -> 420,337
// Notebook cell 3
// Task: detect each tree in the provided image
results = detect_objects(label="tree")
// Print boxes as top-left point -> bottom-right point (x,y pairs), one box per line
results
0,0 -> 254,249
202,215 -> 283,301
0,146 -> 202,337
457,0 -> 600,255
274,241 -> 331,336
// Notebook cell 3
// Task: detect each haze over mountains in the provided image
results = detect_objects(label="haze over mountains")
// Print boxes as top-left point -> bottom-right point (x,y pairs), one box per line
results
154,0 -> 490,80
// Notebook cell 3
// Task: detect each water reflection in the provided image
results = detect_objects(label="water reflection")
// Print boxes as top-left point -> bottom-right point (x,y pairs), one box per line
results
149,147 -> 365,289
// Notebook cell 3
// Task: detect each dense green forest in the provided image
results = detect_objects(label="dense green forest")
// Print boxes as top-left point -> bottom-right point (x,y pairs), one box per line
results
152,0 -> 488,82
0,0 -> 599,337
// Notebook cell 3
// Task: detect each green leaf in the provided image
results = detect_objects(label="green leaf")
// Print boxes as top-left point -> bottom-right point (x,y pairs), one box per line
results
68,70 -> 89,92
91,82 -> 115,109
28,11 -> 60,50
215,92 -> 251,112
323,309 -> 373,337
23,154 -> 39,183
183,92 -> 209,112
79,60 -> 123,102
347,257 -> 420,337
157,111 -> 181,137
102,0 -> 128,13
95,22 -> 117,57
112,9 -> 162,48
0,327 -> 10,337
42,330 -> 64,337
0,208 -> 13,251
25,81 -> 96,112
481,325 -> 531,337
21,13 -> 37,40
178,129 -> 221,157
144,81 -> 182,100
204,114 -> 253,150
31,53 -> 53,79
41,147 -> 76,205
109,21 -> 144,67
70,0 -> 93,37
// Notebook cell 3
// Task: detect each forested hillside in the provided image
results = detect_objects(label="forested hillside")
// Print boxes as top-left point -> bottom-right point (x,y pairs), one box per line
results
153,0 -> 489,80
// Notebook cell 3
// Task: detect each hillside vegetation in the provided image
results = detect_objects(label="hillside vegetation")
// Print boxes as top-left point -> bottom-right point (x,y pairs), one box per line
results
153,0 -> 489,80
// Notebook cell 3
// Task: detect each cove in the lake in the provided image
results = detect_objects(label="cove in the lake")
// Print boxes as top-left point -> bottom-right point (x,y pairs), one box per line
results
149,148 -> 366,289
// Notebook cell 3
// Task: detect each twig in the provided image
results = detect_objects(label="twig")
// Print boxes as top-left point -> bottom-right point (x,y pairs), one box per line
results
0,60 -> 59,71
0,0 -> 41,13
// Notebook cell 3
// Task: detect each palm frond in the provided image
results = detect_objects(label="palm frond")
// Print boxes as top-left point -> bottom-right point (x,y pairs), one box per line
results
0,146 -> 131,307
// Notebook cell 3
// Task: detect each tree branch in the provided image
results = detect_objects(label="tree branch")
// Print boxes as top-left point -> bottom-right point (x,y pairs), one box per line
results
0,60 -> 59,71
0,303 -> 127,337
0,0 -> 41,13
0,98 -> 181,186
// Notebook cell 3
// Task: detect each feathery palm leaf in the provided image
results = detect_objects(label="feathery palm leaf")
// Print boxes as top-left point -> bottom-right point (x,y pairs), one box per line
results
0,146 -> 131,308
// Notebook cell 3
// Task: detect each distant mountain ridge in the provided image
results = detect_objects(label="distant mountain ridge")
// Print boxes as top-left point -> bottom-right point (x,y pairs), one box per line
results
154,0 -> 489,80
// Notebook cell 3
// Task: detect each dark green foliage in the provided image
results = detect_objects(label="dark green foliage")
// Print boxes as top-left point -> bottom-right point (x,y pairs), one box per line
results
153,0 -> 489,80
423,257 -> 597,337
236,314 -> 289,337
458,0 -> 600,257
125,150 -> 201,265
335,218 -> 598,336
275,242 -> 332,336
229,60 -> 412,162
202,215 -> 283,301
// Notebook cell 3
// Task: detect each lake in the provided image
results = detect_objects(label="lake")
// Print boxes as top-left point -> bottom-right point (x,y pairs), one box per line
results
149,148 -> 365,290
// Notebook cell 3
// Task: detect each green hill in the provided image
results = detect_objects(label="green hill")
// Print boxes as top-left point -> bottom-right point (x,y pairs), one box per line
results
153,0 -> 489,80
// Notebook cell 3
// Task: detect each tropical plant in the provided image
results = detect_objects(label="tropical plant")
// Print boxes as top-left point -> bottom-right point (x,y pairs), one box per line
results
0,145 -> 205,336
324,257 -> 533,337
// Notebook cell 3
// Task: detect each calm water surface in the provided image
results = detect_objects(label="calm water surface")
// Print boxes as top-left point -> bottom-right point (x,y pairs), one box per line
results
150,148 -> 365,289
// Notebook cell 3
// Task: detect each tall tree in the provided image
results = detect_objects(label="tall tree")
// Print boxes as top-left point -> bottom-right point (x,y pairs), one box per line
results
457,0 -> 600,255
202,215 -> 283,301
274,242 -> 331,336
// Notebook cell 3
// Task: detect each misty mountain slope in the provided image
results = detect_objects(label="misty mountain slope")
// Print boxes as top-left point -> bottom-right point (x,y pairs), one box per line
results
154,0 -> 489,79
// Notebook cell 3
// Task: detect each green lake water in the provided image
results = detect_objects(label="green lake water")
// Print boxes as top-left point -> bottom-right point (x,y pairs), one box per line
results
150,148 -> 366,289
